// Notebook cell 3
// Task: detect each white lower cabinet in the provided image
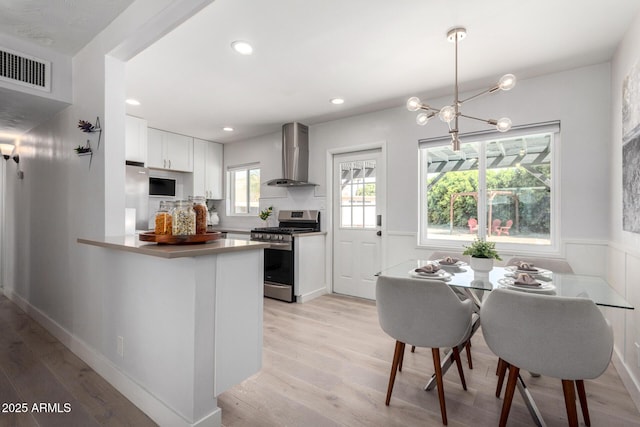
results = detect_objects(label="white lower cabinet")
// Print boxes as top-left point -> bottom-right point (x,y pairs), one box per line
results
147,127 -> 194,172
193,138 -> 223,199
294,234 -> 327,302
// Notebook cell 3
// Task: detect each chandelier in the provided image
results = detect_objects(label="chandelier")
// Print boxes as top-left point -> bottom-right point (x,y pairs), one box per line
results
407,27 -> 516,151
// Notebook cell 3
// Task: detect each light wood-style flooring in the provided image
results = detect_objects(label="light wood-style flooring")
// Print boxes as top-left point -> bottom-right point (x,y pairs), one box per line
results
220,294 -> 640,427
0,295 -> 156,427
1,293 -> 639,426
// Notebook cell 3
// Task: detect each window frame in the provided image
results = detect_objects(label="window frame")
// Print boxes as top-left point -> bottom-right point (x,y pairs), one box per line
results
227,163 -> 260,216
418,122 -> 561,255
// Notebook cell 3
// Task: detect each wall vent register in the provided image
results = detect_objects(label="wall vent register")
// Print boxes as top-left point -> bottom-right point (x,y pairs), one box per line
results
0,47 -> 50,92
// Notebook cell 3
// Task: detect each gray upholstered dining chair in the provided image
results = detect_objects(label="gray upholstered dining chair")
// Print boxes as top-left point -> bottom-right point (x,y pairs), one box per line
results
506,256 -> 574,273
481,288 -> 613,427
376,275 -> 474,425
426,251 -> 476,369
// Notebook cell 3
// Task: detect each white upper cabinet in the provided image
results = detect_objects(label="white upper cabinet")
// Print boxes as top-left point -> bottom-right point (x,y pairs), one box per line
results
193,138 -> 223,199
147,127 -> 194,172
125,115 -> 148,164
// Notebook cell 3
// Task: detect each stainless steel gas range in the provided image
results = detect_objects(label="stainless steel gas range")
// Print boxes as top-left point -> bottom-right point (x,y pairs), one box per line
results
251,210 -> 320,302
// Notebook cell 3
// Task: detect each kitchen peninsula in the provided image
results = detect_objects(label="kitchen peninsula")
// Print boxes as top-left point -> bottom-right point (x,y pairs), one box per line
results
77,236 -> 269,427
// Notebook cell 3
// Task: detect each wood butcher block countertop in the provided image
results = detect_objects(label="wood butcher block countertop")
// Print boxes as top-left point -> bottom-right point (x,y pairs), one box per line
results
78,235 -> 270,259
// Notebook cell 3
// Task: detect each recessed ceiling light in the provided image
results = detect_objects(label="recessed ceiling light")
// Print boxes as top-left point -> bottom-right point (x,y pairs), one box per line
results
231,41 -> 253,55
330,98 -> 345,105
223,127 -> 234,132
125,98 -> 141,106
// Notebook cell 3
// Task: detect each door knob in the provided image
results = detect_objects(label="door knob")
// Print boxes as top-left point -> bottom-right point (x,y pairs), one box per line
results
376,230 -> 382,236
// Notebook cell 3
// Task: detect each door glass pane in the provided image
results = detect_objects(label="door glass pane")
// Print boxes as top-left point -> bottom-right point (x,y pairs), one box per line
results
339,160 -> 377,229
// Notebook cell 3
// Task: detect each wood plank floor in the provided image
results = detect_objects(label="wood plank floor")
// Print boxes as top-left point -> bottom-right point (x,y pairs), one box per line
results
0,295 -> 156,427
1,292 -> 639,426
220,294 -> 640,427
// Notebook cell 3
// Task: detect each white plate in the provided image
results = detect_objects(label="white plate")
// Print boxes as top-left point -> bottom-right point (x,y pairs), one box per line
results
409,269 -> 452,281
436,260 -> 468,267
498,277 -> 556,293
505,265 -> 551,275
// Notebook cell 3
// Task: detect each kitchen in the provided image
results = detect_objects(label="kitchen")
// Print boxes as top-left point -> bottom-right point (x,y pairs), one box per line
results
2,1 -> 640,426
123,118 -> 327,303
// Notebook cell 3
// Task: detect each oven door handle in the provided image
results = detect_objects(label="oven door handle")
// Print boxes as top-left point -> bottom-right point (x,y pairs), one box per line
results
264,242 -> 292,250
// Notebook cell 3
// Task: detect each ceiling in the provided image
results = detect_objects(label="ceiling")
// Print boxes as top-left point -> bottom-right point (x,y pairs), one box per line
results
125,0 -> 640,143
2,1 -> 640,145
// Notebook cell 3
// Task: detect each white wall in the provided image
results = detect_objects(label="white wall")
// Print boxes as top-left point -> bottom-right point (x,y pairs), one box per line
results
225,63 -> 612,271
609,8 -> 640,401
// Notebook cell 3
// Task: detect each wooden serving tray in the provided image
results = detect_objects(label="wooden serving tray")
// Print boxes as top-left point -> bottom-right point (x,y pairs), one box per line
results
139,231 -> 223,245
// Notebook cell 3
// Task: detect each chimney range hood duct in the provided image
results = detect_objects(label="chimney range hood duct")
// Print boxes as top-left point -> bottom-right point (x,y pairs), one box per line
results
267,122 -> 317,187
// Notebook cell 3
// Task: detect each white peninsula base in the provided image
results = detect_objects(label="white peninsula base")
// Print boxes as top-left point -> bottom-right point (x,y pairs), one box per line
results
76,237 -> 267,427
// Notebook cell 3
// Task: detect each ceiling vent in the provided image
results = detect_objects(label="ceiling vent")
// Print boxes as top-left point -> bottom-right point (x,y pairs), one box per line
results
0,47 -> 51,92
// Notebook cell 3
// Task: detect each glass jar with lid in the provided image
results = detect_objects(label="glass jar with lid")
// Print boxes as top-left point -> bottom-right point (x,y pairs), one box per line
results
189,195 -> 208,234
154,200 -> 173,235
172,200 -> 196,236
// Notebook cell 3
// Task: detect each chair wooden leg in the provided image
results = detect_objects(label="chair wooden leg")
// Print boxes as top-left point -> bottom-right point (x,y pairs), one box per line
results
385,340 -> 404,405
499,365 -> 519,427
496,358 -> 508,398
465,341 -> 473,369
411,345 -> 416,353
562,379 -> 579,427
398,342 -> 406,372
575,380 -> 591,426
432,348 -> 448,425
452,347 -> 467,391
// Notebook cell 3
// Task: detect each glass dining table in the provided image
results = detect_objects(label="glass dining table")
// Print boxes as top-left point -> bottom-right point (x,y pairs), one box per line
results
376,259 -> 634,427
377,259 -> 633,309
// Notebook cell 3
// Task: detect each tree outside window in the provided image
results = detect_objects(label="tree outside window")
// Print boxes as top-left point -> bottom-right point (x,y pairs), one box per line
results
419,128 -> 556,248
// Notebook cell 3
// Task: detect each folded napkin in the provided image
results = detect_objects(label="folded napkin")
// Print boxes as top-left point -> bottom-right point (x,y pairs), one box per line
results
438,256 -> 459,265
514,273 -> 541,287
415,264 -> 441,274
517,261 -> 538,272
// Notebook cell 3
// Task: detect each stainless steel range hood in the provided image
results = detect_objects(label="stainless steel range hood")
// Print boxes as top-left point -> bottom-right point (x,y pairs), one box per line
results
266,122 -> 317,187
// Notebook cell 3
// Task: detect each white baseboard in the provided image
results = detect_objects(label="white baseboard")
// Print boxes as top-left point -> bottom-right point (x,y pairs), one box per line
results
297,286 -> 327,303
613,347 -> 640,413
2,288 -> 221,427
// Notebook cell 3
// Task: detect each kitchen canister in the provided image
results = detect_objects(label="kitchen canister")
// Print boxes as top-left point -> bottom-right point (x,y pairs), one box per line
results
172,200 -> 196,235
190,195 -> 208,234
154,200 -> 173,235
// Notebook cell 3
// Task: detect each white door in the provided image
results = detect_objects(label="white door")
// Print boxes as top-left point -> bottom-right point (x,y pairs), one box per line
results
333,149 -> 384,300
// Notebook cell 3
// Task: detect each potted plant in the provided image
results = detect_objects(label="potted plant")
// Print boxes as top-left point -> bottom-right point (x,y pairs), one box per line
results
258,206 -> 274,226
463,238 -> 501,273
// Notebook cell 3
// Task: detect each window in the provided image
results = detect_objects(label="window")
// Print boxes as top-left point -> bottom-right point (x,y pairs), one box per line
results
228,164 -> 260,215
419,122 -> 559,250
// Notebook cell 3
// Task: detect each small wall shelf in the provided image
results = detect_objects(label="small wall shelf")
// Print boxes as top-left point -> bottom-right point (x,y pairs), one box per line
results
76,117 -> 102,168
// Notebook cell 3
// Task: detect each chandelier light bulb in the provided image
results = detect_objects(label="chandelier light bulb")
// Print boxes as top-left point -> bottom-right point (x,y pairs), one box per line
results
406,27 -> 515,150
498,74 -> 517,91
496,117 -> 512,132
416,112 -> 430,126
406,97 -> 422,112
438,105 -> 456,123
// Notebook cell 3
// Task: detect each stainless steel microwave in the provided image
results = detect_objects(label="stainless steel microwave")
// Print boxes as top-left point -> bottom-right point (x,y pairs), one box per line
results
149,177 -> 176,197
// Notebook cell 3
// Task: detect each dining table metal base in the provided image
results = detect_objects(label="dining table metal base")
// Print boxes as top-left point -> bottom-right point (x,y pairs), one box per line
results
424,315 -> 481,392
424,344 -> 546,426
